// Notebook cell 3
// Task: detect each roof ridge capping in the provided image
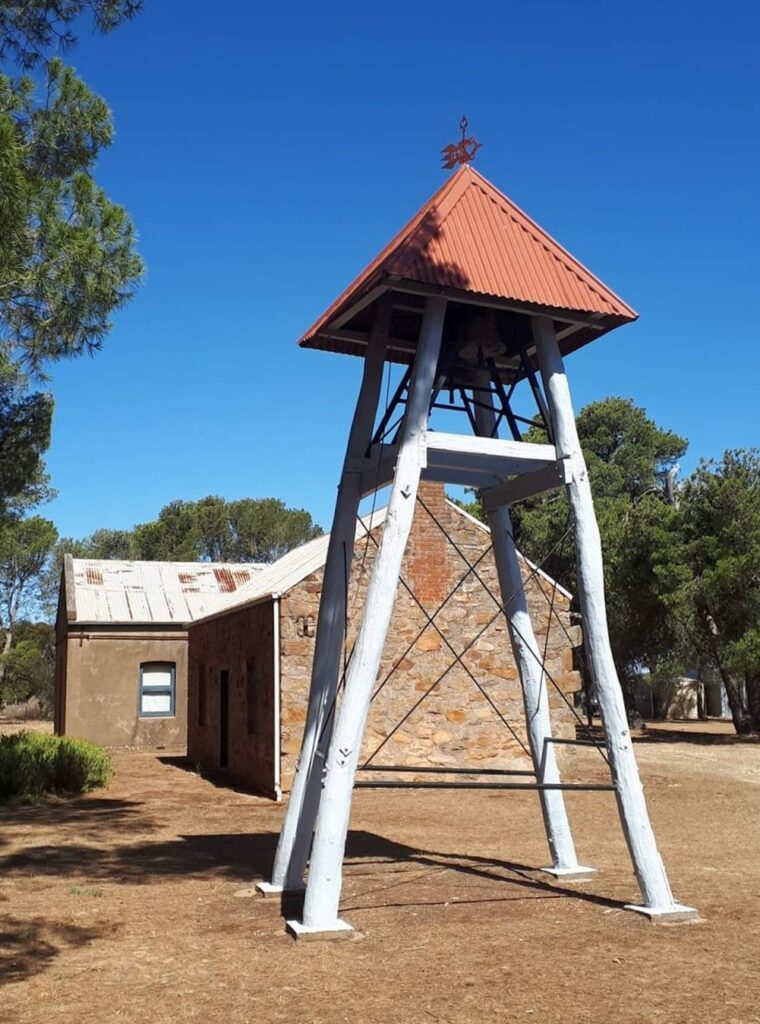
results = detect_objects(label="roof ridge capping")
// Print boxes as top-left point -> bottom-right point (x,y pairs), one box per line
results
70,557 -> 266,568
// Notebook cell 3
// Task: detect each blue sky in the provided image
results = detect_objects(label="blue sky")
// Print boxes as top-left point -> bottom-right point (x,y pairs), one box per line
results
42,0 -> 759,538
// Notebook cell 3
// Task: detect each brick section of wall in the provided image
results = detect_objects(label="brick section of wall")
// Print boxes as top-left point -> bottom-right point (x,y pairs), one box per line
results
278,498 -> 581,791
407,481 -> 451,605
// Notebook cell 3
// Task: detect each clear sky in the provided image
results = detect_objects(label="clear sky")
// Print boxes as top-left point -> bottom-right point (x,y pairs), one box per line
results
42,0 -> 759,538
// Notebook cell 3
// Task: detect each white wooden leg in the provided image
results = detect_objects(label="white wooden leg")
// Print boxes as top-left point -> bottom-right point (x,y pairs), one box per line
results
473,384 -> 589,876
294,297 -> 448,934
262,303 -> 391,895
533,316 -> 696,919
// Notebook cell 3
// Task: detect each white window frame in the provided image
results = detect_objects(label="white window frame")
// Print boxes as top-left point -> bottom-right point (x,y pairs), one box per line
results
138,661 -> 176,718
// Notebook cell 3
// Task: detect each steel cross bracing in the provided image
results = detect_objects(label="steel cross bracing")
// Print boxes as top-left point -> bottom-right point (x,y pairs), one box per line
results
367,356 -> 552,451
312,493 -> 610,791
355,493 -> 610,777
315,522 -> 530,761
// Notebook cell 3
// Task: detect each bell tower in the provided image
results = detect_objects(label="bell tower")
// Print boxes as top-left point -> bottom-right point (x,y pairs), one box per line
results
257,153 -> 697,936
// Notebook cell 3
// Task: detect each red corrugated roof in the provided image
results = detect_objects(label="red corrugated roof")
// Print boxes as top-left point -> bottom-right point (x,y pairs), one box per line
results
300,165 -> 636,351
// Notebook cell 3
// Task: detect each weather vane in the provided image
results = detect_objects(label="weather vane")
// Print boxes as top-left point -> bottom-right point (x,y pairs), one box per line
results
441,115 -> 482,169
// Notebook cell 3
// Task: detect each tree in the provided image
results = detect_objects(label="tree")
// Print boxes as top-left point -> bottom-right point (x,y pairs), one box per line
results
0,356 -> 53,513
62,527 -> 135,561
479,398 -> 688,714
0,2 -> 141,69
0,619 -> 55,709
0,59 -> 144,375
679,450 -> 760,734
0,0 -> 143,713
0,515 -> 58,681
132,496 -> 323,564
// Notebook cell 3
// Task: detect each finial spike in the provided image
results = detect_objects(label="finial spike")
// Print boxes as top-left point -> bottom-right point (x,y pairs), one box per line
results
442,115 -> 481,170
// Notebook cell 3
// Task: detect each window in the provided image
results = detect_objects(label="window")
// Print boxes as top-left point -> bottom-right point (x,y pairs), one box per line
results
246,658 -> 257,735
139,662 -> 175,717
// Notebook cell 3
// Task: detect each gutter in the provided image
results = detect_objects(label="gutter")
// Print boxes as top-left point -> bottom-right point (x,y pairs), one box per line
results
272,593 -> 282,802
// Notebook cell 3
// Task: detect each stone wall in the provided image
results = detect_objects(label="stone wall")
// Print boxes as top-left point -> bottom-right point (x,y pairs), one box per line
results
279,482 -> 581,790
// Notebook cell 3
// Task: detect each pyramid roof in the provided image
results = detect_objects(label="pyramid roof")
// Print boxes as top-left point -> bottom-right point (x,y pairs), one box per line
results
300,165 -> 636,360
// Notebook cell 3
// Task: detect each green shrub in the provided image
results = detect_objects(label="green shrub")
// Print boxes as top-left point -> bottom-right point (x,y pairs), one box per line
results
0,732 -> 112,803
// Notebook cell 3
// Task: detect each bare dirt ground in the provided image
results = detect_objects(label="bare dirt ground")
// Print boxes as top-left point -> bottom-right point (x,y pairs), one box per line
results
1,722 -> 759,1024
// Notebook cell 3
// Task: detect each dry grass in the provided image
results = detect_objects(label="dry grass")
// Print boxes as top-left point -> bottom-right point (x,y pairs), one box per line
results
1,723 -> 758,1024
0,698 -> 47,722
0,716 -> 54,737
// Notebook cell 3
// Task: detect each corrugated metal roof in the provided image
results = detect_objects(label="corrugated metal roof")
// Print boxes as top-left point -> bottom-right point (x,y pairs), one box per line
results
68,559 -> 266,624
300,164 -> 636,356
191,500 -> 570,627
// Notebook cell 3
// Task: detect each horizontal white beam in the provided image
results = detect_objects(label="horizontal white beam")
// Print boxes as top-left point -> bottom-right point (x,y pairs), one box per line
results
482,459 -> 570,511
428,430 -> 561,466
350,432 -> 560,497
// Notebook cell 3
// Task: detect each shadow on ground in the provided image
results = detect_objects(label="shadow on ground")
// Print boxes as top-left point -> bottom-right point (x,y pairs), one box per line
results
580,722 -> 757,746
0,915 -> 117,985
157,756 -> 270,798
634,726 -> 758,745
0,828 -> 628,915
1,797 -> 154,835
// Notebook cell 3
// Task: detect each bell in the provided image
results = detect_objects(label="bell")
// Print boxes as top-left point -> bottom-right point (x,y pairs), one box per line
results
458,311 -> 506,363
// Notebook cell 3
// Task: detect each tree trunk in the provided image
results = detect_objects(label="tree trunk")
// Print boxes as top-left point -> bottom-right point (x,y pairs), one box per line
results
745,670 -> 760,734
722,674 -> 752,735
697,607 -> 752,735
0,628 -> 12,685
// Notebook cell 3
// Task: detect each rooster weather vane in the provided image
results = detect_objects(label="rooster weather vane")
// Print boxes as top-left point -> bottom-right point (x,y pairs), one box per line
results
441,115 -> 482,169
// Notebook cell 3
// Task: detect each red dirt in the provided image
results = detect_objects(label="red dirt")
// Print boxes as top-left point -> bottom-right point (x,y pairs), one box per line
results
1,722 -> 759,1023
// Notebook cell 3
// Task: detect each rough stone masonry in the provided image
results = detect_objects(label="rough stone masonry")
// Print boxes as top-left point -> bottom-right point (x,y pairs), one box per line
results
277,482 -> 582,790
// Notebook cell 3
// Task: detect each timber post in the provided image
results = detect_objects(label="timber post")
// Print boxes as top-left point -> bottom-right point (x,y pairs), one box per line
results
261,301 -> 392,894
472,377 -> 592,879
533,315 -> 693,916
293,296 -> 447,935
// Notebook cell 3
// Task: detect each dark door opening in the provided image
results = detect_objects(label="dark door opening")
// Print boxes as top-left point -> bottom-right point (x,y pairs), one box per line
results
219,668 -> 229,770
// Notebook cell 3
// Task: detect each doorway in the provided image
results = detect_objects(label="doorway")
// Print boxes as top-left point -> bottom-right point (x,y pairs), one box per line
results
219,668 -> 229,770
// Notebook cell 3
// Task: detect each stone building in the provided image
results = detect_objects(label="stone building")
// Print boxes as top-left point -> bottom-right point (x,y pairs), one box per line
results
55,557 -> 262,749
187,483 -> 581,799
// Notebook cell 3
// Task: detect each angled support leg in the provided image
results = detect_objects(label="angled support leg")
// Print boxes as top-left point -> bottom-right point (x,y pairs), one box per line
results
472,380 -> 593,880
287,296 -> 448,937
258,302 -> 391,897
533,316 -> 697,921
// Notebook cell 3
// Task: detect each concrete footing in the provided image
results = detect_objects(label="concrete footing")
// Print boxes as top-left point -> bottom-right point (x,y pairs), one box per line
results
255,881 -> 305,898
286,918 -> 355,941
541,865 -> 597,882
625,903 -> 701,924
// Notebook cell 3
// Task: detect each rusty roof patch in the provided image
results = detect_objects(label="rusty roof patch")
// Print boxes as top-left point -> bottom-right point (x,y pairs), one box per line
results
213,568 -> 237,593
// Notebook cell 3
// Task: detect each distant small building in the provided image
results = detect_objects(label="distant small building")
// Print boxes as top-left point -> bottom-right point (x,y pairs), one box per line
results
186,483 -> 582,799
55,557 -> 263,749
634,669 -> 737,722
